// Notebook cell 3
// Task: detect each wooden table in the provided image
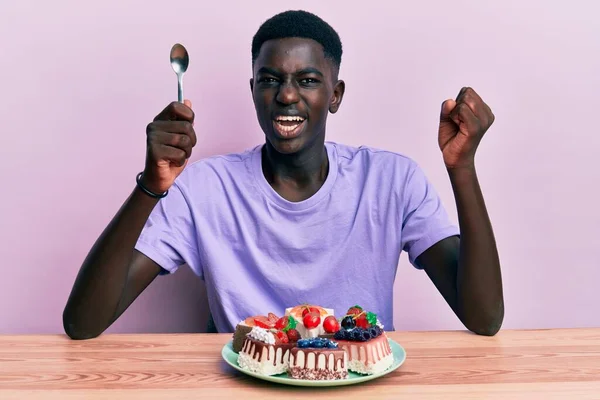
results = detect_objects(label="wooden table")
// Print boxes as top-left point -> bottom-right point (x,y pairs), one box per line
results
1,329 -> 599,399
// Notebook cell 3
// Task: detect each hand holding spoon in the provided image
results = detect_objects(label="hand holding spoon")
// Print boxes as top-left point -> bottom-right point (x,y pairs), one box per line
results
170,43 -> 189,103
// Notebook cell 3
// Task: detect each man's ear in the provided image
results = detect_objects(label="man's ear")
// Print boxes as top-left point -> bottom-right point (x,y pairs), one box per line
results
329,80 -> 346,114
249,78 -> 254,92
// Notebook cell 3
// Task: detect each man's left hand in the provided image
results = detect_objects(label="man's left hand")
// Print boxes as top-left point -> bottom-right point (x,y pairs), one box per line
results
438,87 -> 495,169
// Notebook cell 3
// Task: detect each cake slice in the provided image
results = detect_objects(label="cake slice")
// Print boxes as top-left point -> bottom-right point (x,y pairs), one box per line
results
285,304 -> 335,338
334,330 -> 393,375
288,338 -> 348,380
237,327 -> 295,375
333,305 -> 394,375
232,313 -> 279,353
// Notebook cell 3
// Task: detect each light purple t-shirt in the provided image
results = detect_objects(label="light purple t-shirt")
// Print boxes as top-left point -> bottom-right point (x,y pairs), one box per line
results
135,141 -> 458,332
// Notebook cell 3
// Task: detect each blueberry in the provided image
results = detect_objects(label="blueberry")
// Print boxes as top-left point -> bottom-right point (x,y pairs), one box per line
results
361,331 -> 372,341
298,339 -> 309,348
368,327 -> 378,338
341,316 -> 355,330
327,341 -> 338,348
350,329 -> 362,341
313,340 -> 324,348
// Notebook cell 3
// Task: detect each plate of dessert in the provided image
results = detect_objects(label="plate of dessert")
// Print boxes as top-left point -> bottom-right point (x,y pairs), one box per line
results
221,304 -> 406,387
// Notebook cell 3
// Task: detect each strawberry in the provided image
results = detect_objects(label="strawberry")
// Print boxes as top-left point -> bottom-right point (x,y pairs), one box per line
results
254,316 -> 273,329
347,305 -> 363,316
275,316 -> 288,331
303,312 -> 321,329
323,315 -> 340,333
274,330 -> 289,344
267,313 -> 279,324
355,313 -> 369,329
286,329 -> 300,342
302,306 -> 321,317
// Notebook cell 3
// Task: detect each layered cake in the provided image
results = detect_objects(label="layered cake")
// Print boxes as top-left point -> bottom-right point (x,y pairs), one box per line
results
232,313 -> 279,353
237,327 -> 296,375
333,305 -> 394,375
288,338 -> 348,380
284,304 -> 337,338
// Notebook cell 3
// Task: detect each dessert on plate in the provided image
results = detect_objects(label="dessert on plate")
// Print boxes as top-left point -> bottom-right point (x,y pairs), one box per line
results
234,303 -> 394,379
285,304 -> 336,338
288,337 -> 348,380
237,326 -> 297,375
333,305 -> 394,375
232,312 -> 279,353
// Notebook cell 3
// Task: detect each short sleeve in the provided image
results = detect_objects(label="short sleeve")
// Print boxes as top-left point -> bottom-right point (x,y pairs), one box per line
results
134,181 -> 203,278
400,162 -> 459,268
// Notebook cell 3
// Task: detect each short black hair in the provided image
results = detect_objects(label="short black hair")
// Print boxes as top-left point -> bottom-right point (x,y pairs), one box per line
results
251,10 -> 343,70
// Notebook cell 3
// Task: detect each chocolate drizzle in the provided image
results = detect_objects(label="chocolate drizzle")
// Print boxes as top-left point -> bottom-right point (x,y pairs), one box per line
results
290,347 -> 347,371
241,337 -> 295,365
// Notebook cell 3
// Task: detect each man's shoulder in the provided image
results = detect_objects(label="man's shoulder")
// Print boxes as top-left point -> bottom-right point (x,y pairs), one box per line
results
330,141 -> 418,172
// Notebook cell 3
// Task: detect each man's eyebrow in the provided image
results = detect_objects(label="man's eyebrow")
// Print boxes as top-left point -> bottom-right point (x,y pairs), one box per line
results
256,67 -> 324,77
296,67 -> 324,77
257,67 -> 280,76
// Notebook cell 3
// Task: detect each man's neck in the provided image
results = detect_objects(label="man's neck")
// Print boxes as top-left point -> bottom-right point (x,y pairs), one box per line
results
262,139 -> 329,202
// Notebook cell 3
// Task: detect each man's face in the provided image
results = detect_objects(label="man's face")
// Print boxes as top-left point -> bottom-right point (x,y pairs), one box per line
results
250,37 -> 345,155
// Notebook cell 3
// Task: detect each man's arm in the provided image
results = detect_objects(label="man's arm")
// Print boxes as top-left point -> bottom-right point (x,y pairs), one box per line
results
63,100 -> 197,339
415,167 -> 504,336
63,189 -> 163,339
414,87 -> 504,336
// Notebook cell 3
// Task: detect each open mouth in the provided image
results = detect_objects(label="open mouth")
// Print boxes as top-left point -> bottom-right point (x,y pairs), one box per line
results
273,115 -> 306,138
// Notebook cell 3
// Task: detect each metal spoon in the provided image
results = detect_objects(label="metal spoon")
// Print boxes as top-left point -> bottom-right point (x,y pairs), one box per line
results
170,43 -> 189,103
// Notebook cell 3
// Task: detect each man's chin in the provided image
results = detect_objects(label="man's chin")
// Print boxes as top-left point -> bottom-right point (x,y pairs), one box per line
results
265,135 -> 306,155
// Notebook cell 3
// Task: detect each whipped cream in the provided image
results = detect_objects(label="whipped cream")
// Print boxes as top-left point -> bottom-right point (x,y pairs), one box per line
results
376,319 -> 384,330
248,327 -> 275,344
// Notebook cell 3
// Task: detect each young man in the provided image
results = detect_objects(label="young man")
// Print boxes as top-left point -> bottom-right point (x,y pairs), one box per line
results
63,10 -> 503,339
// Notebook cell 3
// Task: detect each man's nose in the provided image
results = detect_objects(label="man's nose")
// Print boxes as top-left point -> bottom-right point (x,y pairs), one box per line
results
276,81 -> 300,105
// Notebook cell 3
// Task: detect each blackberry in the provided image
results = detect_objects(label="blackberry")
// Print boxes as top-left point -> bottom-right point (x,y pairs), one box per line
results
341,316 -> 355,330
360,330 -> 372,341
350,328 -> 362,341
334,330 -> 345,340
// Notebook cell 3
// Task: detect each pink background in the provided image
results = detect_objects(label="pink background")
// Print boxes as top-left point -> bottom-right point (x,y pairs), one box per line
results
1,1 -> 598,334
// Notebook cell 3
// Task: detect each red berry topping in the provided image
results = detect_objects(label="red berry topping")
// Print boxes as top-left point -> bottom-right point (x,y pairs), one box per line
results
303,312 -> 321,329
302,306 -> 321,318
323,315 -> 340,333
254,316 -> 273,329
286,329 -> 301,342
274,317 -> 288,331
347,306 -> 363,316
355,314 -> 369,329
274,330 -> 289,344
267,313 -> 279,324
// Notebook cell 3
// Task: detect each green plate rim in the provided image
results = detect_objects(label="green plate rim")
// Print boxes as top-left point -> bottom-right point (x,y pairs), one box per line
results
221,337 -> 406,387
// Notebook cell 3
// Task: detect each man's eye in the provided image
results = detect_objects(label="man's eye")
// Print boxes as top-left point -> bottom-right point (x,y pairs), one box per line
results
300,78 -> 319,85
259,77 -> 278,83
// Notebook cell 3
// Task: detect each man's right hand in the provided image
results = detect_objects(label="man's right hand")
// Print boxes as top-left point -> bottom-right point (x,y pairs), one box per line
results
141,100 -> 196,194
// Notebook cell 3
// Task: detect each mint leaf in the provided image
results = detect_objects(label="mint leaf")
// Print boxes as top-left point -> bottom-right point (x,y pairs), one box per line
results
366,312 -> 377,326
283,316 -> 297,332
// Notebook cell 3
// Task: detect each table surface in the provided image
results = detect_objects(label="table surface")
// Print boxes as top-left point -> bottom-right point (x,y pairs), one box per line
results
1,328 -> 599,399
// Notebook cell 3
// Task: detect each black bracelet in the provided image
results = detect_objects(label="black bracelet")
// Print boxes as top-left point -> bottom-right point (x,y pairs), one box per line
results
136,172 -> 168,199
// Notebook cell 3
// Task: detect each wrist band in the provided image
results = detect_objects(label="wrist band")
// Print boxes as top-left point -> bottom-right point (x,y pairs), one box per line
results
136,172 -> 168,199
